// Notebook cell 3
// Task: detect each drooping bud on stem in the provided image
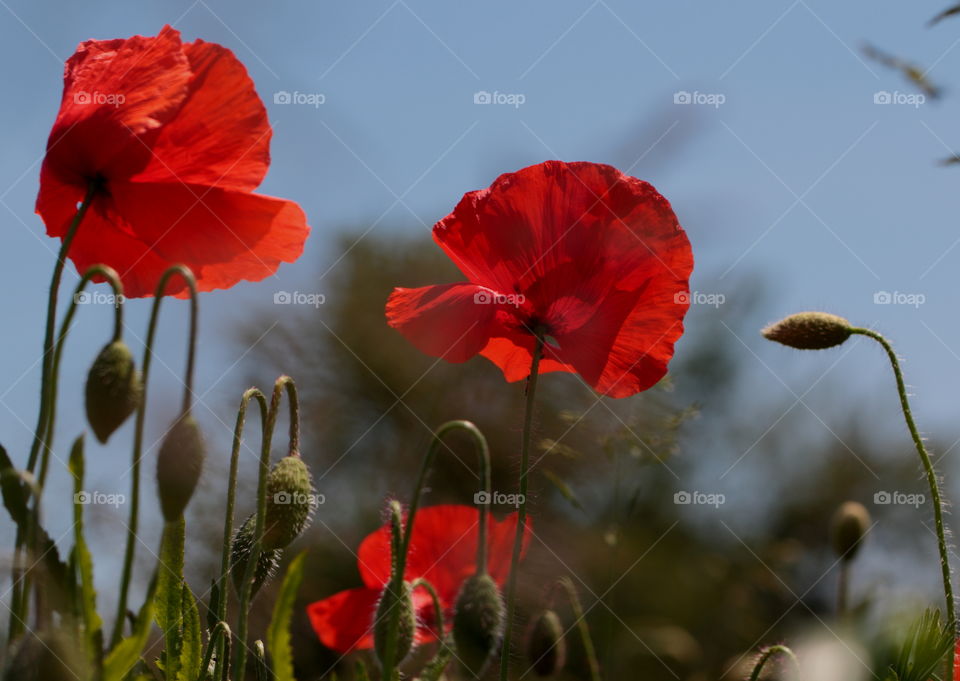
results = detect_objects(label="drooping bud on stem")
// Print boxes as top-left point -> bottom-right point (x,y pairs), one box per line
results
761,311 -> 852,350
374,500 -> 417,668
263,453 -> 316,550
85,340 -> 142,443
156,412 -> 205,521
831,501 -> 870,560
525,609 -> 566,677
453,572 -> 505,676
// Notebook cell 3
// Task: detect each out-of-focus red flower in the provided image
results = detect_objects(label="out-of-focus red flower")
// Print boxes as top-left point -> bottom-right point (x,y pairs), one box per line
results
37,25 -> 309,297
386,160 -> 693,398
306,505 -> 530,654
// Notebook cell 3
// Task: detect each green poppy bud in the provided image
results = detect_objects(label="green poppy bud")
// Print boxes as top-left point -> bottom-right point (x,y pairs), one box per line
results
263,453 -> 316,550
453,573 -> 505,676
761,312 -> 852,350
374,580 -> 416,667
156,413 -> 205,522
525,609 -> 566,676
85,340 -> 142,443
831,501 -> 870,560
230,514 -> 282,598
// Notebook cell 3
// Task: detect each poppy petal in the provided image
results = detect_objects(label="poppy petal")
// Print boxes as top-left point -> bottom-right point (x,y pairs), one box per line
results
91,180 -> 308,297
44,25 -> 191,185
306,587 -> 380,654
131,39 -> 270,191
386,284 -> 502,363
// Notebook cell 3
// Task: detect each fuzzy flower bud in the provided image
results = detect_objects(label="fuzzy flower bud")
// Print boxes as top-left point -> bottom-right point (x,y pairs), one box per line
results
525,609 -> 566,677
831,501 -> 870,560
156,413 -> 205,521
453,573 -> 505,676
761,312 -> 852,350
230,514 -> 282,597
85,340 -> 142,443
374,580 -> 416,667
263,453 -> 316,550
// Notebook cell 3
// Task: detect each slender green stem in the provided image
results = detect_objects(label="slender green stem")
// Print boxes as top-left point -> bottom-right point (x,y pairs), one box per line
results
851,328 -> 954,640
110,266 -> 198,648
499,337 -> 543,681
550,577 -> 601,681
8,184 -> 96,642
379,420 -> 492,679
837,559 -> 849,618
748,644 -> 799,681
234,376 -> 297,681
200,621 -> 232,681
411,578 -> 445,641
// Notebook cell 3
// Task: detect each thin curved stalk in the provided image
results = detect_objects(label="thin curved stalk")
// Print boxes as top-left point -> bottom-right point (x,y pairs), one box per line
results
549,577 -> 600,681
748,644 -> 799,681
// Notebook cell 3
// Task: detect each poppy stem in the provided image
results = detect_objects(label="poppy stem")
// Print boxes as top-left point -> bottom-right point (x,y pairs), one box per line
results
748,645 -> 799,681
850,327 -> 955,650
110,266 -> 198,648
837,559 -> 849,619
411,578 -> 445,643
215,388 -> 267,677
548,576 -> 601,681
380,420 -> 491,679
499,335 -> 544,681
8,184 -> 96,642
233,375 -> 297,681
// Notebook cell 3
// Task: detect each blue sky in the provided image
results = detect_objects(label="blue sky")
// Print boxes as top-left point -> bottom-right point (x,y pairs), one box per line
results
1,0 -> 960,613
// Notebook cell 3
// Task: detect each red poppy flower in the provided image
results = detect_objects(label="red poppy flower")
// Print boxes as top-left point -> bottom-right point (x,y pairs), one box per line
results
306,505 -> 530,654
36,25 -> 309,297
386,161 -> 693,398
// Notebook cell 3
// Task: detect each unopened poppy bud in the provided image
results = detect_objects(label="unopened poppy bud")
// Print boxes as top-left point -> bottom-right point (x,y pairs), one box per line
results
831,501 -> 870,560
761,312 -> 852,350
230,514 -> 282,597
374,580 -> 416,667
525,610 -> 566,677
156,413 -> 205,521
453,573 -> 505,676
263,453 -> 316,550
85,340 -> 142,443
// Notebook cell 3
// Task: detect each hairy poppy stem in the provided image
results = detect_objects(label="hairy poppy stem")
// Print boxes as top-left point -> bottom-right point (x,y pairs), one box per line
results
499,336 -> 543,681
380,420 -> 491,679
233,375 -> 298,681
110,266 -> 198,648
850,327 -> 955,651
8,185 -> 96,641
215,388 -> 267,678
748,645 -> 799,681
547,577 -> 601,681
